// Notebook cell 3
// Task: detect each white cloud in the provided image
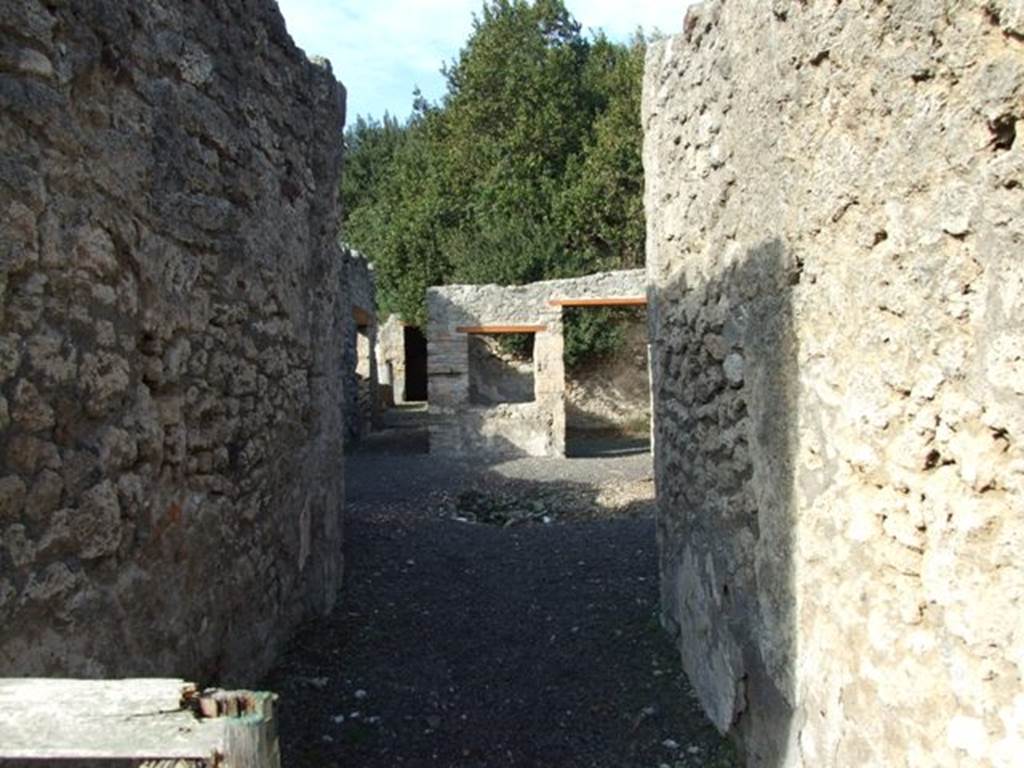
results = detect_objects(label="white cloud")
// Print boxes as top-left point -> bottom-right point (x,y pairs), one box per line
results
275,0 -> 689,121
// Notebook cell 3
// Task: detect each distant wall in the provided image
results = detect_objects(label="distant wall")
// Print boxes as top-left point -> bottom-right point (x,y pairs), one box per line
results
0,0 -> 347,683
565,313 -> 650,434
342,248 -> 378,441
377,315 -> 406,406
427,270 -> 646,457
645,1 -> 1023,765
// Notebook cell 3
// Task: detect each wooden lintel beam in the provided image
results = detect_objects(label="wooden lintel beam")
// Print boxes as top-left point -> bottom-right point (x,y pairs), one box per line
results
455,324 -> 547,334
548,296 -> 647,308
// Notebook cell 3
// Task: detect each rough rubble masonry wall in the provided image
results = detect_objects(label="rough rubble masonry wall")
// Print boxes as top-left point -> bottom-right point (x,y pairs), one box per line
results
341,247 -> 378,442
377,314 -> 406,406
428,270 -> 645,457
644,2 -> 1023,766
0,0 -> 347,683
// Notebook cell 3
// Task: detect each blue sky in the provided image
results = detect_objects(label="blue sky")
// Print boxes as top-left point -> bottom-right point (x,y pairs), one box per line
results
275,1 -> 688,122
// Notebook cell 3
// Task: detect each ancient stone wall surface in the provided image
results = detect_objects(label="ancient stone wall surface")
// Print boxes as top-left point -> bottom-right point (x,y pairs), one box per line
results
341,247 -> 378,442
644,2 -> 1022,766
0,0 -> 347,683
427,270 -> 645,457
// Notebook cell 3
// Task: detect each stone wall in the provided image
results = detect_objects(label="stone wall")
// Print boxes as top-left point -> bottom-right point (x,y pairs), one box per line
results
0,0 -> 347,683
644,2 -> 1022,766
341,247 -> 378,442
427,270 -> 645,457
377,315 -> 406,406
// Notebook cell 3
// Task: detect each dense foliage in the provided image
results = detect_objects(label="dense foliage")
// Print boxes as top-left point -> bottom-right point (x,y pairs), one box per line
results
342,0 -> 649,363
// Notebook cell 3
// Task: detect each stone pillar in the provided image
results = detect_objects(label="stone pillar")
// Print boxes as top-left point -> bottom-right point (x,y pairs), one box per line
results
534,310 -> 567,457
426,319 -> 470,454
0,0 -> 347,681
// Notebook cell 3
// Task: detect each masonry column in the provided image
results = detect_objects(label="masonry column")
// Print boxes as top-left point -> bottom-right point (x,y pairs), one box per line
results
426,288 -> 470,453
533,308 -> 566,457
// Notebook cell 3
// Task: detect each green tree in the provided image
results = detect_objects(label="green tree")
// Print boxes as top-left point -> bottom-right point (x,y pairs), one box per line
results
557,33 -> 647,273
340,114 -> 405,226
341,1 -> 651,364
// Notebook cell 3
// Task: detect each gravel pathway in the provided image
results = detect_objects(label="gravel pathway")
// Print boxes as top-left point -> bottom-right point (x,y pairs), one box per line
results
265,418 -> 737,767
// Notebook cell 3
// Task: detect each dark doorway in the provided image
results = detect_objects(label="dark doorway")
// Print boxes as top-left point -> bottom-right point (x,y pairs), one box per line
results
403,325 -> 428,402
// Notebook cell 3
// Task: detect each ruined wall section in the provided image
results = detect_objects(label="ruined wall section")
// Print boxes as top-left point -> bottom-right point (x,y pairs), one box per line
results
644,2 -> 1023,766
0,0 -> 347,682
376,315 -> 406,406
428,270 -> 645,457
565,314 -> 650,434
341,247 -> 378,442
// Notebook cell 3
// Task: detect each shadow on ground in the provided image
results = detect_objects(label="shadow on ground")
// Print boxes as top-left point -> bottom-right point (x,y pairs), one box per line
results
565,429 -> 651,459
265,419 -> 737,768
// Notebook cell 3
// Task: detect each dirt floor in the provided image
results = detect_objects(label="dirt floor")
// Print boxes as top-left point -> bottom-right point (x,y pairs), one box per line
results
265,408 -> 737,767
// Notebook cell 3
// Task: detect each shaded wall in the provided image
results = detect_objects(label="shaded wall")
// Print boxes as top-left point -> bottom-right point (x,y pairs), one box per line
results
0,0 -> 347,683
644,1 -> 1023,765
342,247 -> 378,442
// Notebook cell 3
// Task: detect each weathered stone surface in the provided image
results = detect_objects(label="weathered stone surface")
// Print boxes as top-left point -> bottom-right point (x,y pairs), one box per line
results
0,0 -> 347,683
341,248 -> 380,442
427,270 -> 646,457
376,314 -> 407,406
644,2 -> 1023,766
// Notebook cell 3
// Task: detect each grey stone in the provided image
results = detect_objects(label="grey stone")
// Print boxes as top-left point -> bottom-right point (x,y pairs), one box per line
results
722,354 -> 744,387
0,0 -> 348,683
3,523 -> 35,568
0,335 -> 20,382
0,476 -> 26,523
11,379 -> 55,432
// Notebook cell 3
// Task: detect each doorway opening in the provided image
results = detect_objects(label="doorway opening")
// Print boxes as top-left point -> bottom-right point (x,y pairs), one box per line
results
403,325 -> 428,402
562,305 -> 651,458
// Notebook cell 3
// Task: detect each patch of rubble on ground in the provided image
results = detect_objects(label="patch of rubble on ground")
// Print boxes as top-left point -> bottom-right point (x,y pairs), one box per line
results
449,476 -> 655,526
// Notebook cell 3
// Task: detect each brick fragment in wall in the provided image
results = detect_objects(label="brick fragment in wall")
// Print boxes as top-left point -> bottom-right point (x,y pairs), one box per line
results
0,0 -> 347,683
644,1 -> 1024,765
